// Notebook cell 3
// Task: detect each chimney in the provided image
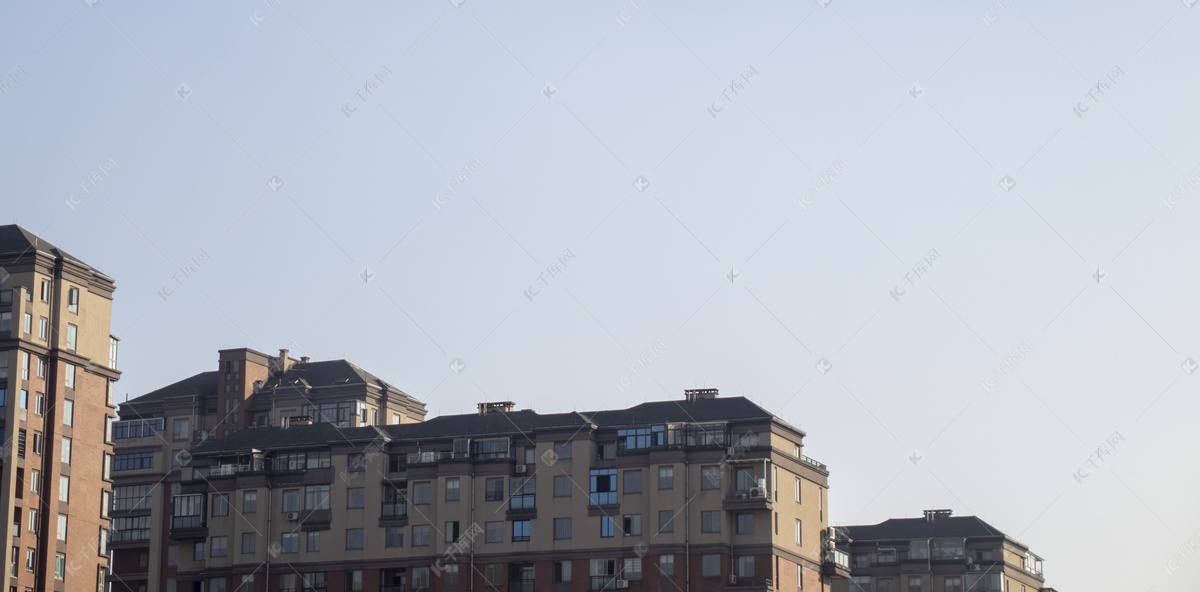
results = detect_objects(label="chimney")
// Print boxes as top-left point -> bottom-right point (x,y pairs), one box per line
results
684,388 -> 719,403
477,401 -> 516,415
300,356 -> 310,363
923,509 -> 953,522
273,349 -> 295,374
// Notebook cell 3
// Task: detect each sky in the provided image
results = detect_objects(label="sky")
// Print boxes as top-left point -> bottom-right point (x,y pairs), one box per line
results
3,0 -> 1200,589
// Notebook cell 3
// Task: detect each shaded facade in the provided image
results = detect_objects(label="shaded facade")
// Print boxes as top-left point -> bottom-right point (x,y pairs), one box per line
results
0,225 -> 120,592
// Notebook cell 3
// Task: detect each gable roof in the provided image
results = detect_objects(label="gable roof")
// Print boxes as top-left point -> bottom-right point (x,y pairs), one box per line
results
841,515 -> 1008,541
0,224 -> 89,269
123,371 -> 219,408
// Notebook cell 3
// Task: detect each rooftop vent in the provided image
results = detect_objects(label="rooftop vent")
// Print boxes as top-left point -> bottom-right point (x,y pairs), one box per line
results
684,388 -> 719,402
478,401 -> 516,415
924,509 -> 953,522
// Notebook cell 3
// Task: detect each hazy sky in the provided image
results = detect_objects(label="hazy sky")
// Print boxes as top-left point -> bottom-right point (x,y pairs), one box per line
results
4,0 -> 1199,589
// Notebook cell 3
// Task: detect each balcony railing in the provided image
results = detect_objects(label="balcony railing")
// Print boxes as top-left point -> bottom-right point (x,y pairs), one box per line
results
209,463 -> 256,476
801,456 -> 827,471
823,549 -> 849,569
171,515 -> 205,529
590,576 -> 617,591
509,581 -> 535,592
109,528 -> 150,543
381,502 -> 408,517
589,492 -> 617,506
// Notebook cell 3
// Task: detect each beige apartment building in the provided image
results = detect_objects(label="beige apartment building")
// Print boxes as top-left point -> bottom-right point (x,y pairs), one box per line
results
109,360 -> 840,592
829,510 -> 1057,592
0,225 -> 121,592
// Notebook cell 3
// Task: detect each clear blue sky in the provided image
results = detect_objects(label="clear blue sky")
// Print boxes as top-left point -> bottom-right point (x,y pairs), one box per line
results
4,1 -> 1199,589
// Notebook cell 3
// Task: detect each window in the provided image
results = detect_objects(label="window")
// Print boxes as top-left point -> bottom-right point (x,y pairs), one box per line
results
113,452 -> 157,472
243,490 -> 257,513
0,312 -> 8,333
659,555 -> 675,578
876,580 -> 892,592
413,525 -> 430,546
554,441 -> 573,459
280,574 -> 297,592
57,515 -> 68,541
63,363 -> 75,388
19,389 -> 27,409
510,477 -> 535,509
38,317 -> 48,340
304,485 -> 330,510
414,567 -> 432,588
67,288 -> 79,313
101,490 -> 111,518
590,469 -> 617,505
600,516 -> 615,538
933,540 -> 964,559
623,514 -> 642,536
0,388 -> 5,406
210,536 -> 228,557
20,352 -> 28,380
31,432 -> 41,455
485,522 -> 502,543
59,476 -> 68,502
736,557 -> 755,579
512,520 -> 531,542
66,324 -> 77,350
40,281 -> 49,301
33,393 -> 43,415
412,482 -> 431,504
623,558 -> 643,580
445,521 -> 460,543
795,477 -> 802,502
301,573 -> 327,592
965,574 -> 1001,592
307,531 -> 321,552
485,478 -> 504,501
113,485 -> 153,511
737,514 -> 755,534
907,577 -> 921,592
348,453 -> 367,472
796,520 -> 803,545
701,555 -> 720,577
27,509 -> 37,532
172,419 -> 189,442
736,468 -> 756,490
624,470 -> 642,493
554,561 -> 572,583
61,438 -> 72,464
388,455 -> 406,473
347,488 -> 365,509
909,541 -> 929,559
701,511 -> 720,533
944,576 -> 963,592
167,545 -> 178,567
242,533 -> 256,553
281,533 -> 298,553
445,477 -> 460,501
346,528 -> 364,550
346,571 -> 363,592
25,549 -> 34,572
658,511 -> 674,533
30,470 -> 40,494
22,313 -> 31,334
282,490 -> 300,512
212,494 -> 229,516
63,400 -> 73,426
555,518 -> 572,540
596,443 -> 615,459
701,466 -> 721,489
36,358 -> 45,378
658,466 -> 674,489
554,475 -> 572,497
193,541 -> 206,561
385,527 -> 404,548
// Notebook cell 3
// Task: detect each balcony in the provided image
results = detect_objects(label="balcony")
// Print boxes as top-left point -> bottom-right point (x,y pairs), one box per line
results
590,576 -> 617,591
727,578 -> 774,592
821,549 -> 850,579
168,515 -> 207,540
380,502 -> 408,526
723,489 -> 773,511
108,528 -> 151,546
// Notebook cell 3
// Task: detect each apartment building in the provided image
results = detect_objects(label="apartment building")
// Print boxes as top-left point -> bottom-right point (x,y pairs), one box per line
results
110,378 -> 839,592
0,225 -> 121,592
829,510 -> 1057,592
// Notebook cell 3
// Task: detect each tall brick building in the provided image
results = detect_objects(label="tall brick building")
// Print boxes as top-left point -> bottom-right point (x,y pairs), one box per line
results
110,360 -> 842,592
0,225 -> 120,592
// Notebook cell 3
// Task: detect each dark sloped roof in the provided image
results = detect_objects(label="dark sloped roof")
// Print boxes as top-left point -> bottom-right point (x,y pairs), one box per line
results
383,409 -> 590,440
191,423 -> 386,456
262,359 -> 412,396
842,515 -> 1007,541
583,396 -> 776,426
124,371 -> 218,406
0,224 -> 88,268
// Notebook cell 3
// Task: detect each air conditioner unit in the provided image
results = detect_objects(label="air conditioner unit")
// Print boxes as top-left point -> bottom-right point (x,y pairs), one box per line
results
736,493 -> 747,500
515,464 -> 528,474
728,575 -> 738,585
749,487 -> 762,498
727,447 -> 738,456
616,580 -> 629,589
287,512 -> 299,521
970,564 -> 981,571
